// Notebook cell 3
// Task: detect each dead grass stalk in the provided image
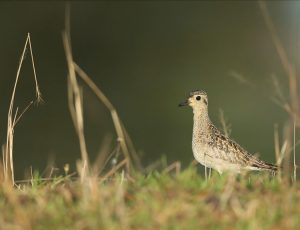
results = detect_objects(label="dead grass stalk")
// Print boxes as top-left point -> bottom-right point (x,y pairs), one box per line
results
3,33 -> 42,185
259,1 -> 299,179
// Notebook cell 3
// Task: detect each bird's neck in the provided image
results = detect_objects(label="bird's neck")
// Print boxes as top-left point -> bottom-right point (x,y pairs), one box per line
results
193,109 -> 210,136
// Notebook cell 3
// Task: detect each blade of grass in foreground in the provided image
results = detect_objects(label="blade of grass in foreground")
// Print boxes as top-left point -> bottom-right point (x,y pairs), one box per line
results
3,33 -> 42,186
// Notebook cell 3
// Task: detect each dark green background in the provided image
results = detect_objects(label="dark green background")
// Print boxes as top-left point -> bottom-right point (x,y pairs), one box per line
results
0,1 -> 299,178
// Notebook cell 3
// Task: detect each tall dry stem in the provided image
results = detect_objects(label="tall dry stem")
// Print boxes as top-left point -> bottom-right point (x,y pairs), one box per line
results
63,4 -> 141,180
219,109 -> 231,138
63,32 -> 89,182
259,1 -> 299,177
293,122 -> 296,181
73,63 -> 142,171
4,33 -> 42,185
259,1 -> 300,122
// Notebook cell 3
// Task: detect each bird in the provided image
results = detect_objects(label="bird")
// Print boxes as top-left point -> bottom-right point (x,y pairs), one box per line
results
179,90 -> 278,174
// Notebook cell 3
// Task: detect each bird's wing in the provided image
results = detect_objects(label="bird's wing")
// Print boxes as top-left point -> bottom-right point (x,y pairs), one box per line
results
209,124 -> 277,171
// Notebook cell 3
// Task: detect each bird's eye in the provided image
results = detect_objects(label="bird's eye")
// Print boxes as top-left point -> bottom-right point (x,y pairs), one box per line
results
196,96 -> 201,101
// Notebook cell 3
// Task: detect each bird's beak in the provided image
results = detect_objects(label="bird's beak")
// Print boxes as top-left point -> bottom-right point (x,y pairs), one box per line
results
178,99 -> 189,107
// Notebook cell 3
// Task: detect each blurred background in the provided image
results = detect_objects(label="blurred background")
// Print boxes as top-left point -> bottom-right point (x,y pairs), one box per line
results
0,1 -> 299,179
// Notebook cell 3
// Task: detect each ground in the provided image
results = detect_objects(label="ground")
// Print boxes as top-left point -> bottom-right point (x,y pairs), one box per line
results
0,165 -> 299,230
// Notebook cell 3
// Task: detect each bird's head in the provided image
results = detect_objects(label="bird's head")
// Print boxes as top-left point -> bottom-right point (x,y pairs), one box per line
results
179,90 -> 208,112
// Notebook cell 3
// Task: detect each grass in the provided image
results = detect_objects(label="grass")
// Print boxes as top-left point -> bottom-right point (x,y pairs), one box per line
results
0,167 -> 300,229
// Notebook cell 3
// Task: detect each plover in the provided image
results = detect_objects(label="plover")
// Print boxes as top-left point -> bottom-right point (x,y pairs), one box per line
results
179,90 -> 278,174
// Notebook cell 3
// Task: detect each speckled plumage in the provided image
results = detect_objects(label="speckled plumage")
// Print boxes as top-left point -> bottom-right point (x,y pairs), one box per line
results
179,90 -> 277,174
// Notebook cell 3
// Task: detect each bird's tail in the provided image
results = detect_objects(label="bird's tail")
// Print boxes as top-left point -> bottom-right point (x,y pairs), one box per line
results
250,159 -> 279,173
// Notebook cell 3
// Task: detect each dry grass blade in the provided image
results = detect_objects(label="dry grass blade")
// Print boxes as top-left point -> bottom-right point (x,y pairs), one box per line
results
219,109 -> 231,138
4,33 -> 42,185
274,124 -> 282,178
14,101 -> 34,125
63,5 -> 140,183
271,96 -> 293,116
271,74 -> 286,105
259,1 -> 300,178
0,160 -> 4,184
259,1 -> 300,126
274,124 -> 280,163
229,70 -> 255,88
294,121 -> 296,182
163,161 -> 181,175
121,121 -> 142,169
102,159 -> 128,180
91,135 -> 113,176
62,32 -> 89,182
1,145 -> 9,184
73,63 -> 114,110
28,34 -> 43,104
278,141 -> 287,166
73,63 -> 141,171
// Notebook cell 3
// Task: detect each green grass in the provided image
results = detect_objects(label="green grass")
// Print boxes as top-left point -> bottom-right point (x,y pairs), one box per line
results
1,166 -> 300,230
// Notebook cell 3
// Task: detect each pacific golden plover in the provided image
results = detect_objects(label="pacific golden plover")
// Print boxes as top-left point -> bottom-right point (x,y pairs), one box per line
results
179,90 -> 278,174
